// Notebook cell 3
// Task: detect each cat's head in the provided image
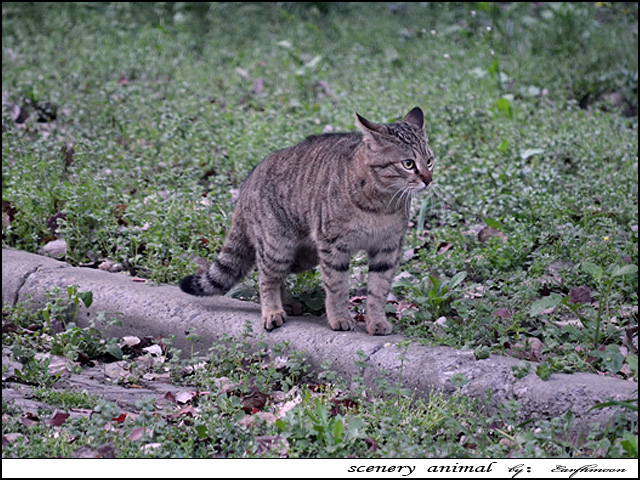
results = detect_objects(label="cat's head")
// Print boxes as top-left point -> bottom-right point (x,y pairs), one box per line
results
355,107 -> 434,197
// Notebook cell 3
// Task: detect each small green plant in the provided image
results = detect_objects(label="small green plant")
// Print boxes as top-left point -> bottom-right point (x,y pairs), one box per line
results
512,361 -> 531,379
384,339 -> 414,400
4,286 -> 123,369
395,272 -> 467,322
32,388 -> 98,409
474,345 -> 491,360
580,262 -> 638,348
588,394 -> 638,458
11,344 -> 59,387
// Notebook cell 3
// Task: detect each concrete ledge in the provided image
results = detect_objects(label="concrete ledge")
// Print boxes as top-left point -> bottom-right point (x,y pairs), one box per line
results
3,248 -> 637,428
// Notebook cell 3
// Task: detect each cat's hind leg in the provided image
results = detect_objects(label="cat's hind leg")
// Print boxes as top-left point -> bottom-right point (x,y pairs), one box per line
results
254,236 -> 296,331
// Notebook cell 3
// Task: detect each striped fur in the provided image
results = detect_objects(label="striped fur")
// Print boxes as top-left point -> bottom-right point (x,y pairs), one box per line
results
180,107 -> 434,335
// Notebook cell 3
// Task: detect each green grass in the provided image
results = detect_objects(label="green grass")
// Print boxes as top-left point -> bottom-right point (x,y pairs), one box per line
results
2,301 -> 637,458
2,1 -> 638,446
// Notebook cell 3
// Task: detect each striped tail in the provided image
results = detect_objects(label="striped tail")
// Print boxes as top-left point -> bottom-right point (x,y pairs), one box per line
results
180,223 -> 255,296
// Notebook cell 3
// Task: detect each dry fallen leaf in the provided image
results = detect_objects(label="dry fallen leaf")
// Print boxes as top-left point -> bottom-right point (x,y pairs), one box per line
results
275,397 -> 302,419
2,200 -> 17,227
121,336 -> 141,348
128,427 -> 152,442
175,391 -> 197,405
141,442 -> 162,454
20,412 -> 40,428
142,344 -> 163,356
478,226 -> 507,243
241,391 -> 269,414
96,442 -> 116,458
71,446 -> 100,458
569,286 -> 594,305
111,413 -> 127,424
3,433 -> 28,445
47,411 -> 70,427
61,142 -> 75,167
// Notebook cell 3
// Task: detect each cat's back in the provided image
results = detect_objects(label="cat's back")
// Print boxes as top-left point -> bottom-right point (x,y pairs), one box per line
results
247,131 -> 360,185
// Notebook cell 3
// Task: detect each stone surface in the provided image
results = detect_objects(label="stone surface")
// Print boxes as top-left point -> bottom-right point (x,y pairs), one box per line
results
2,248 -> 637,428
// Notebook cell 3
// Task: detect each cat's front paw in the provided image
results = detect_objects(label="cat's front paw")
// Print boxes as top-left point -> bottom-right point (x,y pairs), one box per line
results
263,310 -> 286,331
366,317 -> 393,336
328,316 -> 356,331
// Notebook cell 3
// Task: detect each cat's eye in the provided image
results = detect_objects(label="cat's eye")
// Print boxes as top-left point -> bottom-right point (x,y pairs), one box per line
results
426,157 -> 434,168
401,159 -> 415,170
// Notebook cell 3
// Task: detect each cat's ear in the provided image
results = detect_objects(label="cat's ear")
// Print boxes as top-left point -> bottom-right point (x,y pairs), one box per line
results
355,113 -> 390,152
355,113 -> 385,138
403,106 -> 424,130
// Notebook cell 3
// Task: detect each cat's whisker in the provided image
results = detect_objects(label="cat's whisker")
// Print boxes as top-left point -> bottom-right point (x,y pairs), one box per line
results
385,182 -> 408,213
394,185 -> 412,212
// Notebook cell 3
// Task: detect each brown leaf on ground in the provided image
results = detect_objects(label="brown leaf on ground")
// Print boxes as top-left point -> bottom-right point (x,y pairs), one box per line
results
623,325 -> 638,354
96,442 -> 116,458
111,413 -> 127,424
20,412 -> 40,428
61,143 -> 75,167
478,226 -> 507,243
365,437 -> 379,452
71,446 -> 101,458
47,411 -> 70,427
329,397 -> 359,417
3,433 -> 28,445
547,259 -> 576,275
3,200 -> 17,226
510,337 -> 544,362
241,391 -> 269,414
175,391 -> 197,405
569,286 -> 594,305
128,427 -> 152,442
168,405 -> 196,421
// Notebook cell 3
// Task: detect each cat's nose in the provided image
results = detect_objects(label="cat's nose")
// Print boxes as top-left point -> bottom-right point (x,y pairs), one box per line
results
420,169 -> 432,187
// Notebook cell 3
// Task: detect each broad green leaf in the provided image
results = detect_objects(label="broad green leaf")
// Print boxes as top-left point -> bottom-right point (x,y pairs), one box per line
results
105,344 -> 123,360
529,294 -> 563,316
484,217 -> 503,229
78,291 -> 93,308
474,345 -> 490,360
590,345 -> 625,374
275,419 -> 287,432
332,418 -> 344,444
195,425 -> 208,439
625,354 -> 638,380
496,97 -> 512,118
612,264 -> 638,277
449,271 -> 467,289
346,417 -> 366,439
488,58 -> 500,77
621,431 -> 638,458
581,262 -> 603,280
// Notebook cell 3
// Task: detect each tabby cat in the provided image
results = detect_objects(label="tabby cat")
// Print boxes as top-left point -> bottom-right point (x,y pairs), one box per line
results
180,107 -> 434,335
